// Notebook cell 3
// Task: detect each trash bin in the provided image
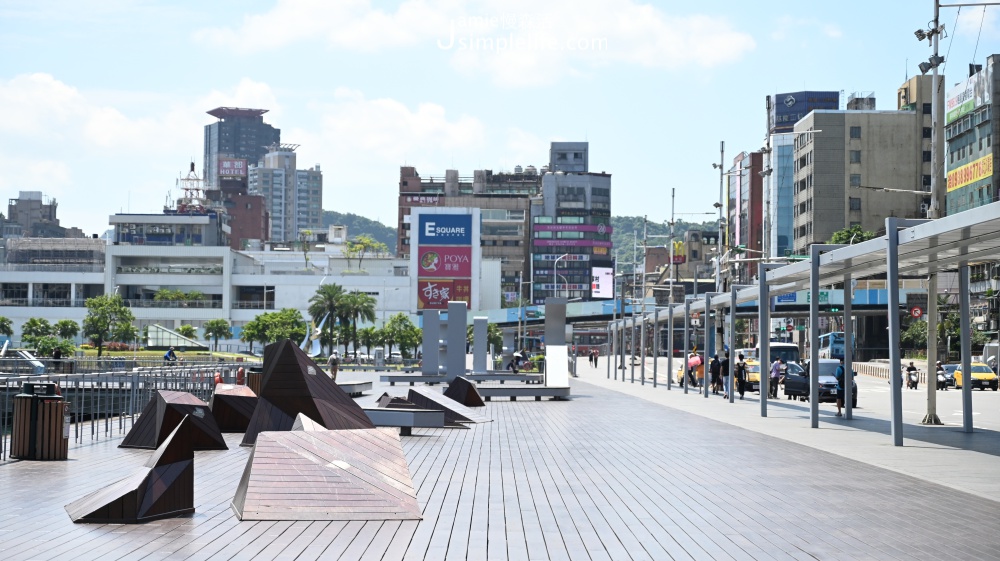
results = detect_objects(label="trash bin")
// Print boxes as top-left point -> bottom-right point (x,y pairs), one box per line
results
11,382 -> 68,461
247,367 -> 263,395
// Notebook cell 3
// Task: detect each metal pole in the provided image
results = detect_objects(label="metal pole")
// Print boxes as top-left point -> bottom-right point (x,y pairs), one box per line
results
705,293 -> 720,398
886,217 -> 904,446
668,187 -> 675,391
640,305 -> 647,386
923,273 -> 942,424
729,285 -> 737,403
959,263 -> 973,432
652,307 -> 659,387
630,315 -> 636,383
667,305 -> 673,391
929,0 -> 943,219
759,264 -> 774,417
843,273 -> 854,420
717,140 -> 724,294
809,245 -> 821,428
607,322 -> 612,379
683,299 -> 691,394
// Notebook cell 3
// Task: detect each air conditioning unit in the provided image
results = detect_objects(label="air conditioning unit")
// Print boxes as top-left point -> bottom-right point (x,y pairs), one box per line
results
919,203 -> 929,216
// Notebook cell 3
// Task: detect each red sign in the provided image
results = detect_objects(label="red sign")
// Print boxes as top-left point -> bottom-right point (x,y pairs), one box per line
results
417,246 -> 472,278
786,324 -> 794,331
218,158 -> 248,177
910,307 -> 923,319
417,279 -> 471,310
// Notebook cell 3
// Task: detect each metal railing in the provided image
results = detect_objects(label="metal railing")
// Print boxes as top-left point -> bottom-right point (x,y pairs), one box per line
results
123,299 -> 223,309
0,357 -> 255,376
0,361 -> 261,462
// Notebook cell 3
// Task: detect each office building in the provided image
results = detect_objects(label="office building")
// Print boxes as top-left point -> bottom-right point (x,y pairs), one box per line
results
726,151 -> 764,282
6,191 -> 84,238
248,145 -> 323,242
203,107 -> 281,188
945,55 -> 996,214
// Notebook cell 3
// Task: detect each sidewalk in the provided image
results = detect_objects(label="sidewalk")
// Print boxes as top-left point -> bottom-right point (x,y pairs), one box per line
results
579,355 -> 1000,501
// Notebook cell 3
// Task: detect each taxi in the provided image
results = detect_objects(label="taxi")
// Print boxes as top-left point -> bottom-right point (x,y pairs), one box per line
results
743,359 -> 762,392
953,362 -> 999,391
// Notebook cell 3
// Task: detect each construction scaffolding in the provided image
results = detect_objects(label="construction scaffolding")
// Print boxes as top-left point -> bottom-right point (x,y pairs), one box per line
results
5,238 -> 106,265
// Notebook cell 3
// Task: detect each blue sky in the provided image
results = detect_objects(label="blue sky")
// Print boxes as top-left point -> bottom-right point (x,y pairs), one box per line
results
1,0 -> 997,237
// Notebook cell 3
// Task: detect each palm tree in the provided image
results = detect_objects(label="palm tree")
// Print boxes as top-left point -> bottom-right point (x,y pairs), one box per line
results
202,319 -> 233,352
309,283 -> 345,357
338,291 -> 377,356
0,316 -> 13,340
55,319 -> 80,340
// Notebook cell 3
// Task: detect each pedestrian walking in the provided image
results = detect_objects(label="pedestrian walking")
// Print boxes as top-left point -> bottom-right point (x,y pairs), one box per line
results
709,354 -> 721,395
720,352 -> 730,398
735,354 -> 748,400
327,351 -> 340,382
593,348 -> 600,367
769,357 -> 782,398
835,357 -> 846,416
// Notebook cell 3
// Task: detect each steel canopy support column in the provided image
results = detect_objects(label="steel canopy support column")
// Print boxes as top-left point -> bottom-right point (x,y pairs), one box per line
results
704,294 -> 717,399
640,311 -> 647,386
922,273 -> 942,424
758,265 -> 775,417
809,245 -> 821,428
729,286 -> 737,403
667,305 -> 674,391
886,217 -> 904,446
959,263 -> 973,433
630,315 -> 636,383
683,300 -> 691,394
843,273 -> 854,420
620,319 -> 626,380
653,308 -> 659,388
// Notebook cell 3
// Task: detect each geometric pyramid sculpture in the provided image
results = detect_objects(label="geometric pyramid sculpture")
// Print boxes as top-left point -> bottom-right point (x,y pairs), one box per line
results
376,393 -> 417,409
377,392 -> 466,429
407,387 -> 492,425
209,384 -> 258,433
66,415 -> 195,523
231,427 -> 422,521
443,376 -> 486,407
120,390 -> 228,450
291,412 -> 325,432
240,339 -> 375,447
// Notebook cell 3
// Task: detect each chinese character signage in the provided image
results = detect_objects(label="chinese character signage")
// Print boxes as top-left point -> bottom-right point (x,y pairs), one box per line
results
418,246 -> 472,278
418,279 -> 471,309
418,214 -> 473,245
591,267 -> 614,299
218,158 -> 248,177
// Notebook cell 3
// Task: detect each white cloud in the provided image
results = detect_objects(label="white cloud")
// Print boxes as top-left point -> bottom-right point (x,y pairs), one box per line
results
195,0 -> 756,84
770,16 -> 844,42
955,6 -> 1000,40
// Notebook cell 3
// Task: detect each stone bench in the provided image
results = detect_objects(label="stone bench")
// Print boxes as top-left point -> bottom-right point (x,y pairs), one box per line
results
379,375 -> 447,386
477,386 -> 571,402
362,407 -> 446,436
465,373 -> 544,384
336,380 -> 372,397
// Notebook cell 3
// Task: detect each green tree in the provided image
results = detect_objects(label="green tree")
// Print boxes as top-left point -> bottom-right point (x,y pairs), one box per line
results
339,291 -> 377,356
382,313 -> 417,358
308,283 -> 345,356
263,308 -> 308,344
345,234 -> 382,270
153,288 -> 185,301
466,323 -> 502,353
828,224 -> 877,245
21,318 -> 54,347
55,319 -> 80,340
398,324 -> 422,359
114,323 -> 140,345
299,229 -> 313,268
34,335 -> 75,358
202,319 -> 233,352
0,316 -> 12,340
176,324 -> 198,339
357,326 -> 379,357
240,317 -> 266,353
83,294 -> 135,357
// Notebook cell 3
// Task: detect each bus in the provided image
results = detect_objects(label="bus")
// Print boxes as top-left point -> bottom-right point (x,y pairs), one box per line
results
818,332 -> 846,360
756,342 -> 800,365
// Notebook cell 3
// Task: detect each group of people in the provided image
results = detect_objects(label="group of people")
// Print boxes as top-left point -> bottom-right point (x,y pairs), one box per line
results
702,352 -> 751,400
587,348 -> 600,367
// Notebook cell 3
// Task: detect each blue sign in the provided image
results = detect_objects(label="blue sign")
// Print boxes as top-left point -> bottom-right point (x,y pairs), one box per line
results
770,91 -> 839,133
418,214 -> 473,245
776,293 -> 796,303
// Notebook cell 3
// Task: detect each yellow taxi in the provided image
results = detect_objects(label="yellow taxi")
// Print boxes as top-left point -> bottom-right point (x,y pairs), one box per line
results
675,357 -> 705,386
954,362 -> 999,391
743,360 -> 762,392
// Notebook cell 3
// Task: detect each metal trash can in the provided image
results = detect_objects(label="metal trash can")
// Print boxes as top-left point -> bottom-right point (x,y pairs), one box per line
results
247,367 -> 264,395
11,382 -> 69,461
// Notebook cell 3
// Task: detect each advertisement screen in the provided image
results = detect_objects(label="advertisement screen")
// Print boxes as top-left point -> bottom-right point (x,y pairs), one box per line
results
418,214 -> 473,245
591,267 -> 614,299
417,246 -> 472,277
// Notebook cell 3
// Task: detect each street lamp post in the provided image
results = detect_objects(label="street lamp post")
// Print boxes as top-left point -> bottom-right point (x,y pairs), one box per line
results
518,278 -> 533,351
554,253 -> 569,300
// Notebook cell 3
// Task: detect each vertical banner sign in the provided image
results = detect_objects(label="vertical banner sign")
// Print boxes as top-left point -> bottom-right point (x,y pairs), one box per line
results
416,213 -> 474,310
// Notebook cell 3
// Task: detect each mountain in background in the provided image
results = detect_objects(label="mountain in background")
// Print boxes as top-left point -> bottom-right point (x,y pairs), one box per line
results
322,211 -> 397,254
611,216 -> 717,274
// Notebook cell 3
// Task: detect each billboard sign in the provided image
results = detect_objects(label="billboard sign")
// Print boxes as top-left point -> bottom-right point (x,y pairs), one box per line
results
418,214 -> 472,245
946,59 -> 992,124
591,267 -> 614,299
947,154 -> 993,192
417,246 -> 472,277
417,279 -> 471,309
769,91 -> 839,134
218,158 -> 248,177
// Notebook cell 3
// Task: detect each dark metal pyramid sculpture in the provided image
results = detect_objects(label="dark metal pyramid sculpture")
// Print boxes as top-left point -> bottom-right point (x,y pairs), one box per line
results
443,376 -> 486,407
376,393 -> 418,409
209,383 -> 258,432
241,339 -> 375,446
232,427 -> 422,521
66,415 -> 195,523
408,387 -> 492,425
120,390 -> 227,450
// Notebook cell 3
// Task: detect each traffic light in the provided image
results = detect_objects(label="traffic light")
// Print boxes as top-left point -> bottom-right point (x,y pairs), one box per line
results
829,307 -> 840,313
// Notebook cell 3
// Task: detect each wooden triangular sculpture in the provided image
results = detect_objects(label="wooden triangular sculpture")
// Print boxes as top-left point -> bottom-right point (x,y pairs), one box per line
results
291,412 -> 325,432
209,384 -> 258,432
376,393 -> 418,408
232,428 -> 422,521
407,387 -> 492,425
443,376 -> 486,407
120,390 -> 228,450
241,339 -> 375,446
66,415 -> 195,523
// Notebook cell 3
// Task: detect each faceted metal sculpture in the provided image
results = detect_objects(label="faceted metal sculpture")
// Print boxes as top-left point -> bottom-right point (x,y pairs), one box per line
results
209,384 -> 258,432
67,416 -> 195,523
120,390 -> 227,450
408,387 -> 492,425
442,376 -> 486,407
376,393 -> 418,409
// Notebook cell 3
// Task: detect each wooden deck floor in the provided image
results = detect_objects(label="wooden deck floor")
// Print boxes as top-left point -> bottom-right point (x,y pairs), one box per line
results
1,379 -> 999,560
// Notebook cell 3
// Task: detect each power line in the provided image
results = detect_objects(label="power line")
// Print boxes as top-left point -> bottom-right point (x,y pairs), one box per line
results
972,6 -> 987,63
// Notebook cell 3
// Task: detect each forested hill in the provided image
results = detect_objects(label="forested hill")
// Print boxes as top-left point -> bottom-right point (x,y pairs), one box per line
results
322,211 -> 397,254
611,216 -> 716,274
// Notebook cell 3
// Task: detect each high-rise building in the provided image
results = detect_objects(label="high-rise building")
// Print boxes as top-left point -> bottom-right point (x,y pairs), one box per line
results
529,142 -> 613,304
203,107 -> 280,188
397,166 -> 539,302
766,91 -> 840,258
945,55 -> 996,214
791,105 -> 928,253
726,151 -> 764,283
248,145 -> 323,241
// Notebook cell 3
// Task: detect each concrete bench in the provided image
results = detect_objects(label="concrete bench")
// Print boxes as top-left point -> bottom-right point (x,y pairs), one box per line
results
465,373 -> 544,384
477,386 -> 571,402
336,380 -> 372,397
362,407 -> 446,436
379,374 -> 447,386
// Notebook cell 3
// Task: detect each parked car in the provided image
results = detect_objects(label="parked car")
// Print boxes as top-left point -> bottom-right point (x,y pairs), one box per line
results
784,359 -> 858,408
939,364 -> 958,388
744,360 -> 762,393
953,362 -> 999,391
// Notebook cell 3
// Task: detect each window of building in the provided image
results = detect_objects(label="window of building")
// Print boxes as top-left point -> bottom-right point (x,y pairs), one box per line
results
922,103 -> 932,114
534,216 -> 553,224
534,231 -> 553,239
690,250 -> 699,260
850,174 -> 861,187
849,150 -> 861,163
922,150 -> 931,162
850,126 -> 861,138
556,216 -> 584,224
556,153 -> 568,161
556,231 -> 584,239
922,175 -> 932,187
849,197 -> 862,211
923,127 -> 932,138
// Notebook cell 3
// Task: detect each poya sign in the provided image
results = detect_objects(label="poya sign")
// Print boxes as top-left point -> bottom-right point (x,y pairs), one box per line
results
418,214 -> 473,245
418,246 -> 472,277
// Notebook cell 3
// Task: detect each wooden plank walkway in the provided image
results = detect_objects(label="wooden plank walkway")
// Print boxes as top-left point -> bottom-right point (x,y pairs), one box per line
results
0,377 -> 998,560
